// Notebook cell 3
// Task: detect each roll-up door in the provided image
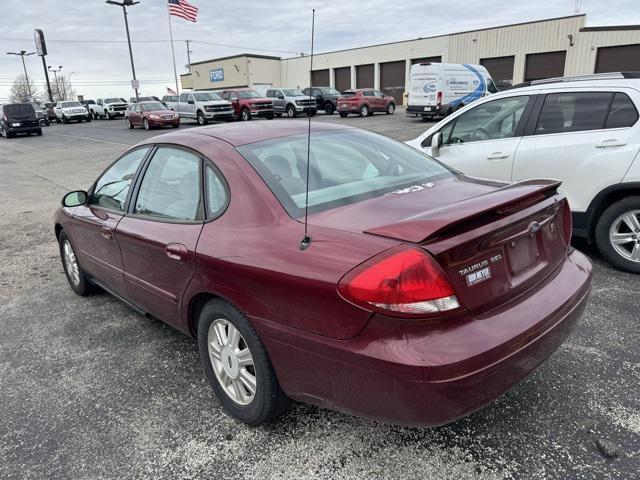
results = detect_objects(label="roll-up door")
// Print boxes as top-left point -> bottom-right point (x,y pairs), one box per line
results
481,56 -> 515,88
524,51 -> 566,81
356,64 -> 374,88
595,44 -> 640,73
380,60 -> 406,104
311,69 -> 329,87
334,67 -> 351,92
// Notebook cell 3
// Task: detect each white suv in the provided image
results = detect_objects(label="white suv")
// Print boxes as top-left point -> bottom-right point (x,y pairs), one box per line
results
406,73 -> 640,273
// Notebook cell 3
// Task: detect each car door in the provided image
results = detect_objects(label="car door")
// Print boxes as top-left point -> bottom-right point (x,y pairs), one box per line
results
116,146 -> 205,326
373,90 -> 386,111
512,88 -> 640,213
274,89 -> 286,112
425,94 -> 534,182
128,104 -> 140,125
70,147 -> 150,297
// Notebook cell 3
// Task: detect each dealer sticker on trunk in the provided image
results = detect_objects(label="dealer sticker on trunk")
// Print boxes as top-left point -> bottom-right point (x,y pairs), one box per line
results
466,267 -> 491,286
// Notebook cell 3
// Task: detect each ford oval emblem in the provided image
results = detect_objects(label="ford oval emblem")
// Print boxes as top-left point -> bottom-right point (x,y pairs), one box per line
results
528,221 -> 541,234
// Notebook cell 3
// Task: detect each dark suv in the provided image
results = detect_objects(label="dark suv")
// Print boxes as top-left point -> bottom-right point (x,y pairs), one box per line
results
302,87 -> 341,115
1,103 -> 42,138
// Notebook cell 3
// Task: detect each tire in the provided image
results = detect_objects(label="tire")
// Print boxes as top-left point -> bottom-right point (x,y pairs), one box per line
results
265,113 -> 274,120
143,118 -> 150,130
386,103 -> 396,115
104,113 -> 111,120
86,116 -> 92,123
58,230 -> 94,296
172,122 -> 180,128
126,118 -> 134,129
197,299 -> 289,425
63,115 -> 69,124
197,110 -> 208,126
308,110 -> 316,117
359,104 -> 369,117
240,108 -> 251,121
275,113 -> 283,118
324,101 -> 334,115
595,196 -> 640,273
92,111 -> 98,120
339,112 -> 348,118
285,104 -> 296,118
36,129 -> 43,136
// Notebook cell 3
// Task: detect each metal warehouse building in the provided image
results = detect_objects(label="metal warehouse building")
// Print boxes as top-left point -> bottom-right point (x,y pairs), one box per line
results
181,14 -> 640,103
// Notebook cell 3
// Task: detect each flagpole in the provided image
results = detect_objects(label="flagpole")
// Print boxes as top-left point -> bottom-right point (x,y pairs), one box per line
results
167,3 -> 180,97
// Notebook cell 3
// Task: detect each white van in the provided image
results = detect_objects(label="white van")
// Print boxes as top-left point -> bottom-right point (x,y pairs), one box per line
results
407,63 -> 498,119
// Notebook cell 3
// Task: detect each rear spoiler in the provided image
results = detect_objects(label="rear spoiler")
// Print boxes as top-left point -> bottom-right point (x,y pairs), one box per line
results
364,179 -> 562,243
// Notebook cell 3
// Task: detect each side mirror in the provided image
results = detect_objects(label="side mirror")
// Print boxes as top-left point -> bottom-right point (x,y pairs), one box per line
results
187,99 -> 195,105
62,190 -> 88,207
278,95 -> 285,100
431,132 -> 443,155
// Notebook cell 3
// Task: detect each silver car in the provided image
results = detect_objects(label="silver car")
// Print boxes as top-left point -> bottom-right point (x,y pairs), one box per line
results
266,88 -> 317,118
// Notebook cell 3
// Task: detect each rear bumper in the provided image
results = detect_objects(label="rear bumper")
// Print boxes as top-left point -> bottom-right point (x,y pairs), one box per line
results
337,103 -> 362,113
254,248 -> 592,426
5,125 -> 40,134
406,104 -> 444,116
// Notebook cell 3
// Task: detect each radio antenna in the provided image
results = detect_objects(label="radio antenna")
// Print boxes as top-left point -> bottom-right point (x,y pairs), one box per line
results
299,8 -> 315,251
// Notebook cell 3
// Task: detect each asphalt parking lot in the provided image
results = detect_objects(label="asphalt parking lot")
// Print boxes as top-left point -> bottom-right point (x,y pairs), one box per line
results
1,110 -> 639,480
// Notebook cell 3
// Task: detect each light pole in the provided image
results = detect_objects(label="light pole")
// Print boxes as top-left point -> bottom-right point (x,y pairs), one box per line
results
48,65 -> 63,100
106,0 -> 140,103
6,50 -> 35,99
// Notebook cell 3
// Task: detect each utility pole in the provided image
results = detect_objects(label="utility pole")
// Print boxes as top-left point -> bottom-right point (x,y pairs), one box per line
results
186,40 -> 192,73
6,50 -> 35,99
106,0 -> 140,102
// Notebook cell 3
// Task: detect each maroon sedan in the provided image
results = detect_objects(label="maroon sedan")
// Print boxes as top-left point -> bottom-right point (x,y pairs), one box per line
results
55,121 -> 592,426
337,89 -> 396,117
125,101 -> 180,130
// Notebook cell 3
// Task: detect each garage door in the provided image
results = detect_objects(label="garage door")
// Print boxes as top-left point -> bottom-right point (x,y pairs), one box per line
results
380,60 -> 406,103
481,56 -> 515,88
356,64 -> 374,88
524,51 -> 566,81
411,56 -> 442,65
334,67 -> 351,92
311,69 -> 330,87
596,44 -> 640,73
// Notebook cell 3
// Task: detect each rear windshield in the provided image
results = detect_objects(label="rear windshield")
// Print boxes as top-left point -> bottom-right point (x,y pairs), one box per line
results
237,129 -> 452,217
3,104 -> 36,117
340,91 -> 357,96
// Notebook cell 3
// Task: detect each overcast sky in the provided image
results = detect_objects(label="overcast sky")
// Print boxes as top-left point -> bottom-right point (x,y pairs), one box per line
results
0,0 -> 638,101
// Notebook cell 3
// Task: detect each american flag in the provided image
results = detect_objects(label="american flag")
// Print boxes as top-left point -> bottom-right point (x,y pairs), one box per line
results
168,0 -> 198,22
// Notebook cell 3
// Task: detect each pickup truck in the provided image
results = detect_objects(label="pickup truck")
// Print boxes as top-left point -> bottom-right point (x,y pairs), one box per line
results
90,98 -> 129,120
266,88 -> 316,117
161,95 -> 179,111
176,91 -> 234,125
219,88 -> 274,121
302,87 -> 341,115
54,101 -> 91,123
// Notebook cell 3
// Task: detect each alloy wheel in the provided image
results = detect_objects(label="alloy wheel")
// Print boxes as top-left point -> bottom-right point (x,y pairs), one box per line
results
609,210 -> 640,262
286,105 -> 295,118
63,239 -> 80,286
207,318 -> 257,406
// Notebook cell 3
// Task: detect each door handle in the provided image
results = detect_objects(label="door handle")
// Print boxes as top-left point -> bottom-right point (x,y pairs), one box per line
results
487,152 -> 509,161
100,227 -> 113,240
165,243 -> 188,261
595,139 -> 626,148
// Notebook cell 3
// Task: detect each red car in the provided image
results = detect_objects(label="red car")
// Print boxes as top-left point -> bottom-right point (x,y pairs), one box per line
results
125,101 -> 180,130
337,89 -> 396,117
219,88 -> 275,121
55,121 -> 592,427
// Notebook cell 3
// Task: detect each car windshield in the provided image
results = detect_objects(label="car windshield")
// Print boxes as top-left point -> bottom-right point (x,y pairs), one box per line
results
283,89 -> 304,96
3,104 -> 35,117
238,90 -> 261,99
61,101 -> 82,108
85,100 -> 96,105
194,92 -> 221,101
137,97 -> 154,102
164,95 -> 178,101
141,101 -> 167,111
237,129 -> 453,217
104,98 -> 122,103
319,87 -> 341,95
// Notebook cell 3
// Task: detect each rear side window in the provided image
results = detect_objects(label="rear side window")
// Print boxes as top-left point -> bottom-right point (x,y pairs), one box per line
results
179,93 -> 189,102
535,92 -> 611,135
134,148 -> 201,221
205,165 -> 228,218
605,93 -> 639,128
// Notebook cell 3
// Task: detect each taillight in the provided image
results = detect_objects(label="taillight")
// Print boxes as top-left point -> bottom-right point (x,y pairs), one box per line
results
436,91 -> 443,107
338,247 -> 460,316
562,199 -> 572,246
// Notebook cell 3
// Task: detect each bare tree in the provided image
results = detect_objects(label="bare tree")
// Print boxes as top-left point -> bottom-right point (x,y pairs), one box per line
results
51,74 -> 76,102
9,74 -> 40,103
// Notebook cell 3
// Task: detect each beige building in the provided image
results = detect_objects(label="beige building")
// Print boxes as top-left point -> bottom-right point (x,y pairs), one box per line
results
181,14 -> 640,103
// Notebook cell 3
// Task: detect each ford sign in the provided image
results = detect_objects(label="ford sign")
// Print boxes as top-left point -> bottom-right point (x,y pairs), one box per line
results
209,68 -> 224,83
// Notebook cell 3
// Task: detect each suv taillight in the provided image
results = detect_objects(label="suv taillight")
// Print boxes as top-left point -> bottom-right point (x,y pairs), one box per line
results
436,91 -> 443,107
338,247 -> 460,316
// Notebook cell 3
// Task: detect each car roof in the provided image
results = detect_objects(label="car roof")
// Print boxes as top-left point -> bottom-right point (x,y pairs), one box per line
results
141,120 -> 353,147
